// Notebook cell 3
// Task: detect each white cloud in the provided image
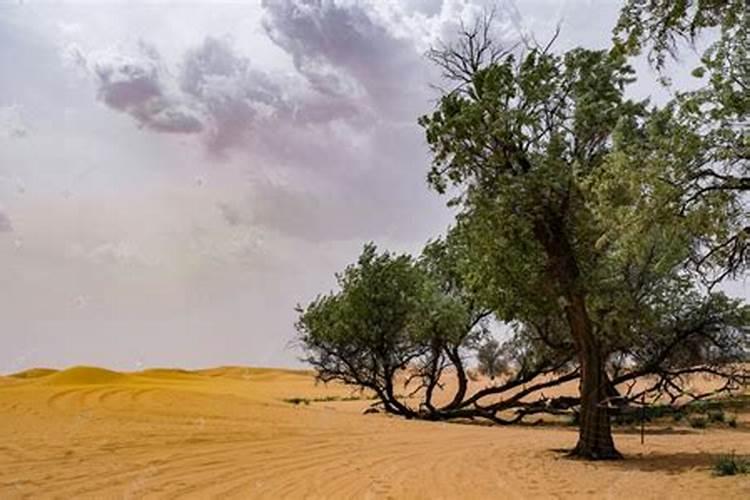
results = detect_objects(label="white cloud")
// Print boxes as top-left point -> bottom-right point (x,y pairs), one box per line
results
83,41 -> 204,134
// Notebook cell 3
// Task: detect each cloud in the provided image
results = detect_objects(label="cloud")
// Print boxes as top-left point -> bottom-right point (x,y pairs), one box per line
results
58,0 -> 520,245
70,1 -> 517,154
180,36 -> 289,153
72,33 -> 360,154
261,0 -> 429,121
84,41 -> 204,134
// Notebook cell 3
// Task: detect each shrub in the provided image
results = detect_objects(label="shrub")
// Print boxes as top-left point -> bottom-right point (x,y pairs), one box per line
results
707,409 -> 726,423
727,415 -> 738,428
689,416 -> 708,428
476,339 -> 507,380
284,397 -> 310,406
649,405 -> 668,419
689,401 -> 709,414
713,453 -> 749,476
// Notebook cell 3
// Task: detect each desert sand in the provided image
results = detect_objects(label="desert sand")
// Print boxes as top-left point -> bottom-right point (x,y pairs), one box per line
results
0,366 -> 747,499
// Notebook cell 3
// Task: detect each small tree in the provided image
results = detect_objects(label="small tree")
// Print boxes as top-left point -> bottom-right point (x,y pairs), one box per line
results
295,243 -> 426,417
476,339 -> 505,380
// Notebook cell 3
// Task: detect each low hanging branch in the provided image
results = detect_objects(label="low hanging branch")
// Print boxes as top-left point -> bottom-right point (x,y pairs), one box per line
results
297,242 -> 748,426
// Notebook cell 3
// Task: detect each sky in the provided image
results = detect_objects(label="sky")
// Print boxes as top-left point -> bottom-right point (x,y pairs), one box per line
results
0,0 -> 742,373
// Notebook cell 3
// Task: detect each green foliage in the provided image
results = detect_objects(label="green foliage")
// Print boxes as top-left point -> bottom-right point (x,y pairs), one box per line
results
421,46 -> 650,327
420,36 -> 748,370
689,415 -> 708,428
476,339 -> 506,379
614,1 -> 749,281
297,8 -> 748,437
713,453 -> 749,476
295,241 -> 491,416
295,243 -> 429,390
707,408 -> 726,423
613,0 -> 747,69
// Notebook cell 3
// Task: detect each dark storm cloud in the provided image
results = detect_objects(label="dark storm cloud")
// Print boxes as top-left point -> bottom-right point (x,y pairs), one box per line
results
80,32 -> 366,154
180,37 -> 289,153
261,0 -> 430,121
71,0 -> 513,243
77,1 -> 440,154
89,42 -> 204,134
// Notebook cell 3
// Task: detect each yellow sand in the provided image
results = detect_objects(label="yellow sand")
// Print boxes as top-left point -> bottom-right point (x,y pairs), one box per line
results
8,368 -> 59,379
0,366 -> 747,499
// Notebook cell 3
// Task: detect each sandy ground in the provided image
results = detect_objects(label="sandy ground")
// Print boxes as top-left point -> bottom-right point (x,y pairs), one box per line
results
0,366 -> 747,499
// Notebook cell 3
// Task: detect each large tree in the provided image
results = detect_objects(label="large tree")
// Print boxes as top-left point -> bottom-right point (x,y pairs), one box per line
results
296,5 -> 748,462
419,14 -> 746,458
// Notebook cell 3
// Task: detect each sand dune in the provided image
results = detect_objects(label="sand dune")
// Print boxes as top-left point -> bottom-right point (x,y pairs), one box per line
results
0,366 -> 747,499
43,366 -> 128,386
8,368 -> 59,379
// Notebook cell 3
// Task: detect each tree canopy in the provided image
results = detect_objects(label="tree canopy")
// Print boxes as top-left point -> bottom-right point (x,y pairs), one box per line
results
296,3 -> 748,461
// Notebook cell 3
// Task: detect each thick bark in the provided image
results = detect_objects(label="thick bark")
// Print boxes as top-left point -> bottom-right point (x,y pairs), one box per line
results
534,217 -> 621,459
442,346 -> 468,410
565,296 -> 621,459
384,370 -> 416,418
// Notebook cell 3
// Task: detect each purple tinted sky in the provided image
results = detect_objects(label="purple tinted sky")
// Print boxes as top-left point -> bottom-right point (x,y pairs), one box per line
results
0,0 -> 744,372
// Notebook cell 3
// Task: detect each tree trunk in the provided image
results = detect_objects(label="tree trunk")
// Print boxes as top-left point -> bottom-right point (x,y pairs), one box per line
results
443,346 -> 468,410
572,365 -> 620,458
566,296 -> 620,459
534,217 -> 621,460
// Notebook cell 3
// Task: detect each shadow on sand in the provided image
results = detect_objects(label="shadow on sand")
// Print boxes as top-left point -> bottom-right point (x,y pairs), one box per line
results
549,448 -> 727,474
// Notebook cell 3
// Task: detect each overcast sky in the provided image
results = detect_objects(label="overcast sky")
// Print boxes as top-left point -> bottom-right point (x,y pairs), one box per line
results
0,0 -> 743,372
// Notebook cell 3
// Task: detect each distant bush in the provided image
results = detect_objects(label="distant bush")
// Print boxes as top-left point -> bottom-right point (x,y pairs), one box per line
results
284,397 -> 310,406
283,395 -> 368,406
707,409 -> 726,423
476,339 -> 507,380
649,405 -> 669,419
689,416 -> 708,429
690,401 -> 710,414
726,415 -> 738,428
713,453 -> 749,476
